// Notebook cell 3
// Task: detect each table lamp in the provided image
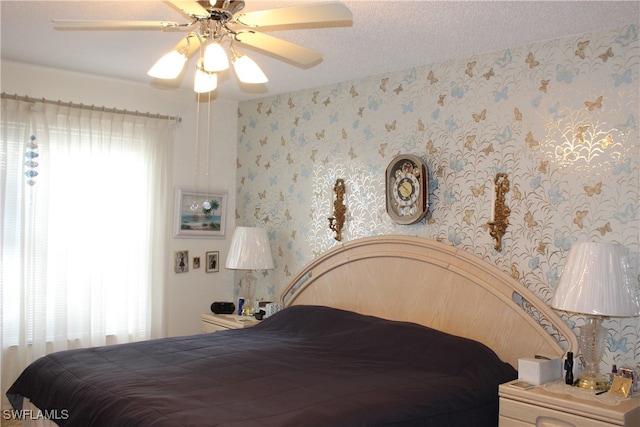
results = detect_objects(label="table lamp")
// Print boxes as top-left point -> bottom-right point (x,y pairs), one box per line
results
551,242 -> 640,390
225,226 -> 274,315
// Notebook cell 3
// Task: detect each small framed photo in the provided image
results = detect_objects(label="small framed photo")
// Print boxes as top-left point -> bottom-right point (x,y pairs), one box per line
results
206,251 -> 219,273
174,188 -> 227,238
610,375 -> 633,398
193,256 -> 201,269
175,250 -> 189,273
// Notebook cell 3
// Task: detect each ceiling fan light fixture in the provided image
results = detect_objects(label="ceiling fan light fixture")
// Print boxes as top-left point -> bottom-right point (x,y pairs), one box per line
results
54,1 -> 352,90
203,42 -> 229,72
194,62 -> 218,93
232,52 -> 268,84
147,50 -> 187,79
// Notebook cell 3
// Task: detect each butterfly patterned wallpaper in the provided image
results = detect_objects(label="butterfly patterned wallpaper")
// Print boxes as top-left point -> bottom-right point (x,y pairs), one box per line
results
235,24 -> 639,374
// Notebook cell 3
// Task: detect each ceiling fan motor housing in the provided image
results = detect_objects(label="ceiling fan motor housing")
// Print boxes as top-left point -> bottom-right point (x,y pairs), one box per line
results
199,0 -> 245,19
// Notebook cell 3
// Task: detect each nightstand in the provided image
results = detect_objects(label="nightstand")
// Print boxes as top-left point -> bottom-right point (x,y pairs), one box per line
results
499,380 -> 640,426
201,313 -> 260,332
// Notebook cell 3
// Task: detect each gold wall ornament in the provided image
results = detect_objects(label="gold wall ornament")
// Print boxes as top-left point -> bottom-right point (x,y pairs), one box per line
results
488,173 -> 510,252
328,178 -> 346,241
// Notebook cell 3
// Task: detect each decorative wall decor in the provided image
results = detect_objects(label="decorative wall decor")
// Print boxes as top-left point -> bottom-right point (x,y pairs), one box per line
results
385,154 -> 429,225
327,178 -> 346,241
174,187 -> 227,238
235,24 -> 639,376
488,173 -> 510,252
174,250 -> 189,273
24,135 -> 39,186
206,251 -> 219,273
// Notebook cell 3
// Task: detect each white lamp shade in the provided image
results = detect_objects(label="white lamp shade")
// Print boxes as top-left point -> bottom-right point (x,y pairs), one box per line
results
233,55 -> 268,84
226,227 -> 274,270
203,42 -> 229,72
194,67 -> 218,93
147,50 -> 187,79
552,242 -> 640,317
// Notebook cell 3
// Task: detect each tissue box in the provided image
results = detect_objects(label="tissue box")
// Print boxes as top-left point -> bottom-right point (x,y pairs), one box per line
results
518,357 -> 562,385
264,302 -> 283,318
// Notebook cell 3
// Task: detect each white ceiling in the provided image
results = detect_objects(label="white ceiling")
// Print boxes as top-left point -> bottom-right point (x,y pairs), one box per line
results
1,1 -> 638,101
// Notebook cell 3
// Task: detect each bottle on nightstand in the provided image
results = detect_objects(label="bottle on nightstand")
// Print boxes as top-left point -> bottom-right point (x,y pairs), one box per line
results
564,352 -> 574,385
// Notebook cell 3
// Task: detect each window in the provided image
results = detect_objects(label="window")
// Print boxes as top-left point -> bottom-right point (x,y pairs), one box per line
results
1,98 -> 175,396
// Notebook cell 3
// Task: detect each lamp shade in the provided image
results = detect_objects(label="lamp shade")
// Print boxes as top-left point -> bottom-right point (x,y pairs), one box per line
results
552,242 -> 640,317
147,34 -> 198,79
203,42 -> 229,72
232,54 -> 268,84
194,62 -> 218,93
226,227 -> 274,270
147,50 -> 187,79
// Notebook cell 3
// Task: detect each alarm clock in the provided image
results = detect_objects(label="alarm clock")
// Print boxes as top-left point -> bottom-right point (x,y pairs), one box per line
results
210,301 -> 235,314
385,154 -> 429,225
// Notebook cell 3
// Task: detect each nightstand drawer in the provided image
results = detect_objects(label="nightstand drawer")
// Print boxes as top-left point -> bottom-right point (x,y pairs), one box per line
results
499,381 -> 640,426
498,414 -> 530,426
500,398 -> 614,427
202,321 -> 229,333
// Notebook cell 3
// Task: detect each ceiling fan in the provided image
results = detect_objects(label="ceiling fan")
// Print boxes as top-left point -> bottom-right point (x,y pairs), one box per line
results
53,0 -> 353,93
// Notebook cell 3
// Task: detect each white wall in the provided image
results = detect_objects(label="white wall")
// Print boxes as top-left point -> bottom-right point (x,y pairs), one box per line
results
1,60 -> 238,337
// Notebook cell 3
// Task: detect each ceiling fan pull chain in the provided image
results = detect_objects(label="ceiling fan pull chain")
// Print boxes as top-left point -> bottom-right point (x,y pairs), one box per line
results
191,91 -> 201,211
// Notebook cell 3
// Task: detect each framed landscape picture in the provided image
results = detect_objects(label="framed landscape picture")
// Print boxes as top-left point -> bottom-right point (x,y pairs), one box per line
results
174,188 -> 227,238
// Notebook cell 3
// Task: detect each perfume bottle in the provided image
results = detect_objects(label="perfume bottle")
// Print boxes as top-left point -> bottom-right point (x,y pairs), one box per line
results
564,352 -> 574,385
610,364 -> 618,384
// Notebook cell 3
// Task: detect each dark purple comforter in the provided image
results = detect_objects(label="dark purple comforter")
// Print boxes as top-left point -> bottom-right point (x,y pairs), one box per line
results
7,305 -> 516,426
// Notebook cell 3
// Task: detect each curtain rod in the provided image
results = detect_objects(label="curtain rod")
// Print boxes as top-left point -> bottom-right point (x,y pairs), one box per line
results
1,92 -> 181,123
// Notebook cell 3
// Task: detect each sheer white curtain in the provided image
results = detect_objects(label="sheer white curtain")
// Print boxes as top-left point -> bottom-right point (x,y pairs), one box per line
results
0,98 -> 175,406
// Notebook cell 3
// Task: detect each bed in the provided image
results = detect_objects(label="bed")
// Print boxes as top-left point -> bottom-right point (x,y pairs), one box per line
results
7,236 -> 578,426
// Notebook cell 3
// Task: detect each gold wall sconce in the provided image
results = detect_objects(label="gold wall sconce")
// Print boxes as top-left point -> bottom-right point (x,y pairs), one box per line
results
328,178 -> 346,241
488,173 -> 510,252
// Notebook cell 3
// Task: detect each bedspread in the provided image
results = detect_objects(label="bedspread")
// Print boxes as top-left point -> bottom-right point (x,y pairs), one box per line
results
7,305 -> 516,426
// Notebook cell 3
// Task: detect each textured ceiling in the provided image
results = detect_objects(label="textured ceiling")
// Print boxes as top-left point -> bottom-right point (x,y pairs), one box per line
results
1,1 -> 639,101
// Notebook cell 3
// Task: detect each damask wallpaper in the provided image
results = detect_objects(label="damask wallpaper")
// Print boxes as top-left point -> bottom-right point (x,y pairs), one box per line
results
236,24 -> 639,375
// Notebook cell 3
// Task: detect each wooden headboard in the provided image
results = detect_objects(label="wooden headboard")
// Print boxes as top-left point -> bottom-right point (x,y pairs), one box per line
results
280,235 -> 578,369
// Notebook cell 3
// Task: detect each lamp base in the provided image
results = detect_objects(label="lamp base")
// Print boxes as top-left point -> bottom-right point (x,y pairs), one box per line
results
239,271 -> 256,316
574,316 -> 609,391
574,372 -> 610,391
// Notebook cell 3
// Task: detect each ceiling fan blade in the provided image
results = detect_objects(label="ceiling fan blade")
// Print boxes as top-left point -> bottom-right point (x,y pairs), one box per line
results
167,0 -> 210,19
52,20 -> 185,30
234,2 -> 352,27
234,31 -> 322,66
